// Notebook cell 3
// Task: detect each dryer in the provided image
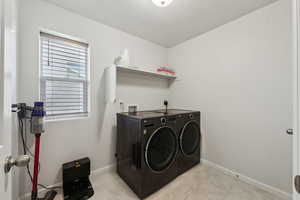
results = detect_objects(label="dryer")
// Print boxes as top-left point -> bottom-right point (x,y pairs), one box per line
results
177,111 -> 201,175
116,111 -> 179,199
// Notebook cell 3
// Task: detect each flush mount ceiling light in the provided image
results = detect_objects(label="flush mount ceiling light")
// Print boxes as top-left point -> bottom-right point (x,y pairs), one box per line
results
152,0 -> 173,7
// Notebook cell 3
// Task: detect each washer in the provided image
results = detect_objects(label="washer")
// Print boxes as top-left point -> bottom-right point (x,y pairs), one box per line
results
116,111 -> 178,199
177,111 -> 201,175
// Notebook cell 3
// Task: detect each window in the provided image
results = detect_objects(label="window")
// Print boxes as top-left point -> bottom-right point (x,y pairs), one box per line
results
40,32 -> 89,118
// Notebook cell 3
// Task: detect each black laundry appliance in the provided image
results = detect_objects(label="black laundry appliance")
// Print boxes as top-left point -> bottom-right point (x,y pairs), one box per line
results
176,111 -> 201,176
116,111 -> 179,199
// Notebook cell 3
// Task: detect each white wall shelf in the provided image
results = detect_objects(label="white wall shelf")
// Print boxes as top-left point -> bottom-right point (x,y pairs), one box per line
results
105,65 -> 176,103
117,65 -> 177,80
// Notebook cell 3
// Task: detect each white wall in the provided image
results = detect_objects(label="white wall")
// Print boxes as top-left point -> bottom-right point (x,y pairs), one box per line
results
168,0 -> 293,194
17,0 -> 168,196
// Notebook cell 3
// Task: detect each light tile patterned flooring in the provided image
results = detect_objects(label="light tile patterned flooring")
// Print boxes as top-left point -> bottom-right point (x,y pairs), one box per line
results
55,163 -> 285,200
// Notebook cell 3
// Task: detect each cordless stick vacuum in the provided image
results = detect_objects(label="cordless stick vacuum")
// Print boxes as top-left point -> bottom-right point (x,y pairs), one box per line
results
30,102 -> 57,200
12,102 -> 57,200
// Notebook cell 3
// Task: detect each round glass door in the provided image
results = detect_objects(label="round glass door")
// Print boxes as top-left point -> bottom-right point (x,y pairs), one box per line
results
145,127 -> 177,172
180,121 -> 201,156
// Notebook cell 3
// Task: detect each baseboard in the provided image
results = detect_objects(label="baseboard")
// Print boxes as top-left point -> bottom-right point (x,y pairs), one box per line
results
91,163 -> 116,178
201,159 -> 292,200
18,163 -> 116,200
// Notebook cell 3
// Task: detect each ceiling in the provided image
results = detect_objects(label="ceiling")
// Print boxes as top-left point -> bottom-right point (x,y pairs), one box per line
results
44,0 -> 278,47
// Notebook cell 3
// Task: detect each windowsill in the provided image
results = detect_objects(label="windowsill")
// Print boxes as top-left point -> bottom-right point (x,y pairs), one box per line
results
45,113 -> 89,122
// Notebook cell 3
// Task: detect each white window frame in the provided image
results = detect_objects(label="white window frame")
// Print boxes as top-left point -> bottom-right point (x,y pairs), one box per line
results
38,30 -> 91,121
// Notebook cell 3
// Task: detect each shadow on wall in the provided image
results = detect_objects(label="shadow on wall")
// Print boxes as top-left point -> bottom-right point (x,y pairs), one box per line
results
116,71 -> 171,111
117,71 -> 170,89
110,125 -> 117,163
97,73 -> 108,139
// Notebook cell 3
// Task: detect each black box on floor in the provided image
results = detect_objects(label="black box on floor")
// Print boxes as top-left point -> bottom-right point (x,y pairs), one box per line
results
63,157 -> 94,200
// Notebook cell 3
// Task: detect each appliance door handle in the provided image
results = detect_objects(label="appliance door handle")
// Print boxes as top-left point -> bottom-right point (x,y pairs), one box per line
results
132,143 -> 141,169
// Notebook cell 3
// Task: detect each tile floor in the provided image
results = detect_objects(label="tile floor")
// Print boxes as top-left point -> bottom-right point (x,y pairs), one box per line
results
55,163 -> 285,200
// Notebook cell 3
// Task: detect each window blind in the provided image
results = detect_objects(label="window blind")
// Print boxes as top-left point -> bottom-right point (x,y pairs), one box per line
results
40,32 -> 89,117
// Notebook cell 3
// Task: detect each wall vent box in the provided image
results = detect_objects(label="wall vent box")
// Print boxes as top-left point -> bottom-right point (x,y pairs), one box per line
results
63,157 -> 94,200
